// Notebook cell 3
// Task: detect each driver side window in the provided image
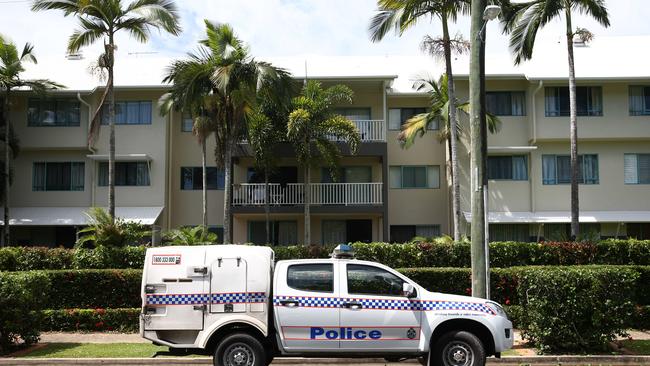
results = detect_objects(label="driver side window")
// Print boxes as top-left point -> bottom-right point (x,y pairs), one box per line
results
347,264 -> 405,297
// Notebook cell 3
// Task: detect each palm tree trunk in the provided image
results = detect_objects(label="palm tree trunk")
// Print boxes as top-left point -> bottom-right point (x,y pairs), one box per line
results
107,37 -> 116,222
201,140 -> 207,230
265,170 -> 270,245
3,89 -> 10,247
442,15 -> 461,242
304,165 -> 311,245
566,10 -> 579,240
222,141 -> 233,244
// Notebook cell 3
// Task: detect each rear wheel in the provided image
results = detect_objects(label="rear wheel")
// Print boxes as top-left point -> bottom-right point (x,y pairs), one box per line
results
431,330 -> 485,366
214,333 -> 266,366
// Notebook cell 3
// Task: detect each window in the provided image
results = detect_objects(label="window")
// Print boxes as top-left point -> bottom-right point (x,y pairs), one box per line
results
543,223 -> 600,241
347,264 -> 404,297
489,224 -> 530,242
98,162 -> 150,186
389,165 -> 439,188
627,223 -> 650,240
33,162 -> 84,191
287,263 -> 333,292
181,167 -> 225,190
248,220 -> 297,245
488,155 -> 528,180
542,154 -> 599,185
388,107 -> 437,130
390,225 -> 441,243
100,101 -> 152,125
545,87 -> 602,117
629,86 -> 650,116
28,98 -> 80,126
624,154 -> 650,184
181,112 -> 193,132
321,166 -> 372,183
334,107 -> 371,121
486,91 -> 526,116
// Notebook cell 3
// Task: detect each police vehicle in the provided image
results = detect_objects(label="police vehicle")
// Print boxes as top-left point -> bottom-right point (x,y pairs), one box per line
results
140,244 -> 513,366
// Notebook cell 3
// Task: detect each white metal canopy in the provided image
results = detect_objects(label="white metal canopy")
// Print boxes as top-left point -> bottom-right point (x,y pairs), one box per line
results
0,207 -> 163,226
463,211 -> 650,224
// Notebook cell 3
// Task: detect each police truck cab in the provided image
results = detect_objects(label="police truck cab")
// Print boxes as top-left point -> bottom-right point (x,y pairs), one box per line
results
140,244 -> 513,366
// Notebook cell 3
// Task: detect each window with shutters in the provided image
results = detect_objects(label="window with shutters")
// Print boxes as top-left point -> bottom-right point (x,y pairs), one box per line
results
624,154 -> 650,184
542,154 -> 599,185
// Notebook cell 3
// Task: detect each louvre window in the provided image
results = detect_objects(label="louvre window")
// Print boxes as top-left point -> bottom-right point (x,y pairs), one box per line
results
181,112 -> 193,132
624,154 -> 650,184
542,154 -> 599,185
101,101 -> 152,125
629,86 -> 650,116
181,167 -> 225,190
98,162 -> 150,186
545,87 -> 602,117
33,162 -> 84,191
488,155 -> 528,180
28,98 -> 81,126
486,91 -> 526,116
389,166 -> 439,189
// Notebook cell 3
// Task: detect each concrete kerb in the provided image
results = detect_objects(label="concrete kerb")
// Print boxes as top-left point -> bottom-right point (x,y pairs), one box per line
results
3,356 -> 650,366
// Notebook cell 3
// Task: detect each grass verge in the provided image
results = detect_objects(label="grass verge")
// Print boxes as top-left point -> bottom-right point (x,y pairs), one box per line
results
18,343 -> 168,358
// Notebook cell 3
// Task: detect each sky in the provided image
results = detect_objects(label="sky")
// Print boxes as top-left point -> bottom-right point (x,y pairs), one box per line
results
0,0 -> 649,62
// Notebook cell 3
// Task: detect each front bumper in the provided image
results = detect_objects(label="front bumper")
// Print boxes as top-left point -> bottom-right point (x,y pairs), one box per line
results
493,317 -> 514,352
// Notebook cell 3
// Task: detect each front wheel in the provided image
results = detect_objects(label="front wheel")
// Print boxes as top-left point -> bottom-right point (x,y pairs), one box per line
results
214,333 -> 266,366
431,330 -> 485,366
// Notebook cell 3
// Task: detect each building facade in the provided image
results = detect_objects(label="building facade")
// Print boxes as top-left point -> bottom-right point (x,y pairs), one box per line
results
6,40 -> 650,246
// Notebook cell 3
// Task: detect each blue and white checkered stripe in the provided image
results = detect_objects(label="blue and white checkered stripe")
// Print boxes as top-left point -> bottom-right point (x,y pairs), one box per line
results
147,292 -> 266,306
272,296 -> 494,315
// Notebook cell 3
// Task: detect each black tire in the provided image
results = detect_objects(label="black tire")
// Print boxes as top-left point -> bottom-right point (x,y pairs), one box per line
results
214,333 -> 266,366
430,330 -> 486,366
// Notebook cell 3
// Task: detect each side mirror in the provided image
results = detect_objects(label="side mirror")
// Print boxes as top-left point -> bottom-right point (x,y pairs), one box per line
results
402,283 -> 416,298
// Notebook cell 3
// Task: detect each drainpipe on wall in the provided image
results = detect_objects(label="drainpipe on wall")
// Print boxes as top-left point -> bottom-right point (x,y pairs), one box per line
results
530,81 -> 544,214
77,92 -> 96,207
166,111 -> 173,231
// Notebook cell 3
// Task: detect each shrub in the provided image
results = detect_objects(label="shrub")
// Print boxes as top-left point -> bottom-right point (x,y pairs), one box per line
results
41,308 -> 140,333
162,226 -> 218,245
0,271 -> 50,354
514,266 -> 638,353
76,207 -> 150,248
72,245 -> 146,269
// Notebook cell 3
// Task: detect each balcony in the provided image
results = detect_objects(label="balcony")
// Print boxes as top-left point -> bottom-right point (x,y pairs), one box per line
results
329,120 -> 385,142
232,183 -> 383,206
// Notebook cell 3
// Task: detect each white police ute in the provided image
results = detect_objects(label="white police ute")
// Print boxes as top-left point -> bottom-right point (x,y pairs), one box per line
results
140,244 -> 513,366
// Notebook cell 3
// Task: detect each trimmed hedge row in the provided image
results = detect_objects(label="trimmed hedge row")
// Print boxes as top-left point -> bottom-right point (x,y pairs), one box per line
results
17,266 -> 650,310
41,308 -> 140,333
2,239 -> 650,271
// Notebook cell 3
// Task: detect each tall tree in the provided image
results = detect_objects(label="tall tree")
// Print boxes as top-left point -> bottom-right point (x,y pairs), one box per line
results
33,0 -> 181,222
0,35 -> 61,246
287,80 -> 361,245
502,0 -> 610,238
369,0 -> 470,241
162,21 -> 290,243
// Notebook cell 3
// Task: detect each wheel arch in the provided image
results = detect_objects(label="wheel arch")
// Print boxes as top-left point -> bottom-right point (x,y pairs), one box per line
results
201,318 -> 270,353
430,318 -> 496,356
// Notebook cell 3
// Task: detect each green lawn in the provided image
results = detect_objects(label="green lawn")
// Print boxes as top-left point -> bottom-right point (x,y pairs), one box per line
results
20,343 -> 174,358
621,340 -> 650,355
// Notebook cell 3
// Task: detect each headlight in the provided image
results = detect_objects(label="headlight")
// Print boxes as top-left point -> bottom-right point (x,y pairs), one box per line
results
485,301 -> 508,318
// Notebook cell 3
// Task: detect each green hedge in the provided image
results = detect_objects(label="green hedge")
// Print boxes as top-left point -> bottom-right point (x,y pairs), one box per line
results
41,308 -> 140,333
0,271 -> 50,354
2,240 -> 649,271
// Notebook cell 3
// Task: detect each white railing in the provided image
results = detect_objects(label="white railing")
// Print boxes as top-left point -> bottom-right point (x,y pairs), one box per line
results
328,120 -> 385,142
232,183 -> 383,206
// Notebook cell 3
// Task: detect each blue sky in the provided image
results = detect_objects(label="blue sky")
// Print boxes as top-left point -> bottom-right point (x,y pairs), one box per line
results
0,0 -> 649,61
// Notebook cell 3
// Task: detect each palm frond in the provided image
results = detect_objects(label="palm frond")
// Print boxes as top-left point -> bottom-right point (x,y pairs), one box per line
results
68,26 -> 105,53
574,0 -> 610,27
126,0 -> 182,35
31,0 -> 79,15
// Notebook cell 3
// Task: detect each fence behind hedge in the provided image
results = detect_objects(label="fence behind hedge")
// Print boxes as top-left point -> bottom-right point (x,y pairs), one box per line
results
1,239 -> 649,271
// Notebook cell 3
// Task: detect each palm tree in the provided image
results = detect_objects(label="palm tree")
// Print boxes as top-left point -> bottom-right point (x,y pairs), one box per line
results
32,0 -> 181,223
0,35 -> 61,246
162,21 -> 290,244
287,80 -> 361,245
502,0 -> 610,238
369,0 -> 470,241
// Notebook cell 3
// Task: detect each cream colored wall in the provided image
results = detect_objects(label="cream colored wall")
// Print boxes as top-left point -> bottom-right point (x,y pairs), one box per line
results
386,96 -> 449,234
321,81 -> 384,120
10,93 -> 90,150
534,81 -> 650,141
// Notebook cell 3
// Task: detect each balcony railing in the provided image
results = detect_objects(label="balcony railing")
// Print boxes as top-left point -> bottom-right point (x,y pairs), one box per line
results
329,120 -> 385,142
232,183 -> 383,206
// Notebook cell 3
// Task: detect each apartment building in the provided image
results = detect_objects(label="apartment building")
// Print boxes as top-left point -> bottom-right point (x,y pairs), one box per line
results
6,36 -> 650,246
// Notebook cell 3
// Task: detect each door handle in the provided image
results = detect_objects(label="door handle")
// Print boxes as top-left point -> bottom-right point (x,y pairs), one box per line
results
279,299 -> 299,307
342,301 -> 363,310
